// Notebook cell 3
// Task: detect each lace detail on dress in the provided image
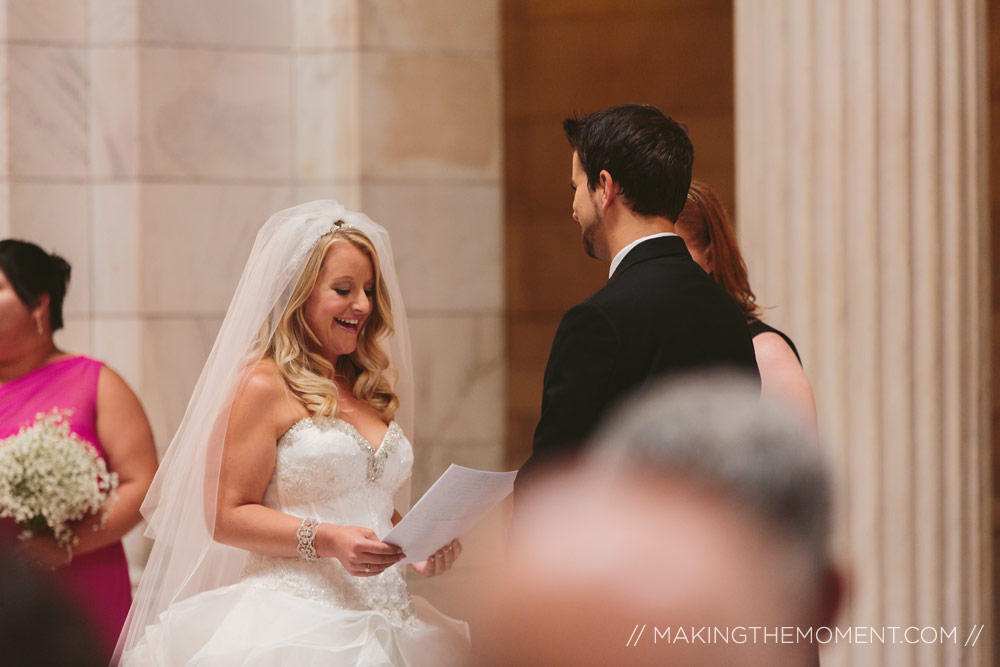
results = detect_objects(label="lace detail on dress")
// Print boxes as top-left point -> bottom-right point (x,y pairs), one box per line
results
244,416 -> 419,632
278,416 -> 320,446
279,417 -> 403,484
333,420 -> 403,483
240,554 -> 419,632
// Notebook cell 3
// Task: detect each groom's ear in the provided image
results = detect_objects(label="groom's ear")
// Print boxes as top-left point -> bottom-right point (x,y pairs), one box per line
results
597,169 -> 616,210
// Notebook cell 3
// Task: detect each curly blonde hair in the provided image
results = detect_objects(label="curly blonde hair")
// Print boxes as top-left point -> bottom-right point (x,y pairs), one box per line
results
266,228 -> 398,421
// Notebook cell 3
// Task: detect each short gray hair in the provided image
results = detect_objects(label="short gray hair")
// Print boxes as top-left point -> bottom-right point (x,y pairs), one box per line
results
589,372 -> 832,564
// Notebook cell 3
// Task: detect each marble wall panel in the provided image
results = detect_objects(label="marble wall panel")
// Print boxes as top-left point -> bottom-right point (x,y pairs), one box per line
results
139,0 -> 290,49
293,0 -> 359,50
361,183 -> 502,312
293,183 -> 362,211
0,183 -> 10,235
91,317 -> 142,390
89,0 -> 138,44
7,0 -> 87,44
361,0 -> 499,54
139,48 -> 291,180
410,438 -> 504,499
0,50 -> 7,177
54,314 -> 91,354
92,183 -> 139,314
90,46 -> 139,179
294,52 -> 360,181
407,315 -> 503,444
140,317 -> 223,454
8,45 -> 88,178
0,181 -> 7,238
361,53 -> 501,182
138,184 -> 292,314
8,182 -> 91,314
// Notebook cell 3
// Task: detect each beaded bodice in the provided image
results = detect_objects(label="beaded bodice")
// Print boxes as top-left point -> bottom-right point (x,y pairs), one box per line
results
239,417 -> 418,629
262,417 -> 411,534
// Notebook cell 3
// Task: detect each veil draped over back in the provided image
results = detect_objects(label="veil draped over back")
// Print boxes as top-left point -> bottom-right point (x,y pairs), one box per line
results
113,201 -> 414,661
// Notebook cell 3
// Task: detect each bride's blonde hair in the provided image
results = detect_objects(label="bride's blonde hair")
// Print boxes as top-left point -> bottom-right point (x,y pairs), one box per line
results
267,228 -> 397,421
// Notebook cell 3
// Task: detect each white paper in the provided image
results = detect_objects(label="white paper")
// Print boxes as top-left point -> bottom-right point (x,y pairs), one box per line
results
381,464 -> 517,564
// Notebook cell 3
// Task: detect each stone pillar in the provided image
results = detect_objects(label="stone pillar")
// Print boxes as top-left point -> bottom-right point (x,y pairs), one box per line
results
736,1 -> 991,665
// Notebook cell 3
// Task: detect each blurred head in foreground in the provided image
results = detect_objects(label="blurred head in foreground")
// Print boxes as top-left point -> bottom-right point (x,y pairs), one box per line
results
0,546 -> 103,667
482,373 -> 842,666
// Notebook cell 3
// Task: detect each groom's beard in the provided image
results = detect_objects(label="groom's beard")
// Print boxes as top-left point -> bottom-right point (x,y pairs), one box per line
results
582,203 -> 605,260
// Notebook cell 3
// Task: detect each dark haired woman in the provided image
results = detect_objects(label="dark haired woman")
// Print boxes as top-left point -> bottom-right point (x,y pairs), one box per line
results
0,239 -> 158,659
675,182 -> 818,432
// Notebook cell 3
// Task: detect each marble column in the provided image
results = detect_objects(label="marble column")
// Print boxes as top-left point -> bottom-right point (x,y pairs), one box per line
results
735,1 -> 991,666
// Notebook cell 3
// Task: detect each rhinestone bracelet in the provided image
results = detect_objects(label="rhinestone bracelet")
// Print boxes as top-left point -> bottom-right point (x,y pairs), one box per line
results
296,517 -> 320,561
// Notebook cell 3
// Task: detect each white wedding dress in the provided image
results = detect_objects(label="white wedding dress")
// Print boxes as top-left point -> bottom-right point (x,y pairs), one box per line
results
122,417 -> 471,666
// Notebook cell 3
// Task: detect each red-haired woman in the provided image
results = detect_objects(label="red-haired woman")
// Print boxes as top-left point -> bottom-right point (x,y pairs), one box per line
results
675,181 -> 818,432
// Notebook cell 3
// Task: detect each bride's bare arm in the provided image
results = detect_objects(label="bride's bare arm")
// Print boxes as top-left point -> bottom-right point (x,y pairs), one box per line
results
214,363 -> 404,574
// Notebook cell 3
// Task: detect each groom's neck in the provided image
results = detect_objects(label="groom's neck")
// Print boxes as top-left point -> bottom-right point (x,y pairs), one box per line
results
603,208 -> 676,262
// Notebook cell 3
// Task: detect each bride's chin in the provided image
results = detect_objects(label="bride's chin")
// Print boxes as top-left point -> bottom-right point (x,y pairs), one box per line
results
321,342 -> 358,361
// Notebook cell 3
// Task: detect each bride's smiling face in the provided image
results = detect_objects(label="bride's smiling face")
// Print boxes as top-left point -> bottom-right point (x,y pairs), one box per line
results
304,240 -> 375,360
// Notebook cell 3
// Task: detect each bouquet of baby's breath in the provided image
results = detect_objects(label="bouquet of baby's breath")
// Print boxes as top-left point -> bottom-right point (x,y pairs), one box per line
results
0,408 -> 118,553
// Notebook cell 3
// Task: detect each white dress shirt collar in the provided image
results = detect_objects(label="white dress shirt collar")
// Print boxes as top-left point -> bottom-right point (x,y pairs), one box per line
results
608,232 -> 677,279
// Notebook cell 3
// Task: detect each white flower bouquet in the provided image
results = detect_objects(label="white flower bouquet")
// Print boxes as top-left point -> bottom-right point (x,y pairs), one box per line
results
0,408 -> 118,553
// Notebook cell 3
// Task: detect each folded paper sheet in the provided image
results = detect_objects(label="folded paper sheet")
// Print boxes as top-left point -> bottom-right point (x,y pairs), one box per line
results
381,464 -> 518,564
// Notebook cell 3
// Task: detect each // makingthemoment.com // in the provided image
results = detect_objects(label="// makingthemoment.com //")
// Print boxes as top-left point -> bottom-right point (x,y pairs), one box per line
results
624,624 -> 985,647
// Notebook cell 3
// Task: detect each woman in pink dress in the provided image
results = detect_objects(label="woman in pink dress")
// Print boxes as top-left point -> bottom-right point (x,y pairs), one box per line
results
0,240 -> 158,659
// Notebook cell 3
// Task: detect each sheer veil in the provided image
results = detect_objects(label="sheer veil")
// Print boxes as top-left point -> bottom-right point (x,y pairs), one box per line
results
113,201 -> 414,662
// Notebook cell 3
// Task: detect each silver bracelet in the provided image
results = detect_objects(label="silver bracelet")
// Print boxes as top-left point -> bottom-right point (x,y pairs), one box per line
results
296,518 -> 320,561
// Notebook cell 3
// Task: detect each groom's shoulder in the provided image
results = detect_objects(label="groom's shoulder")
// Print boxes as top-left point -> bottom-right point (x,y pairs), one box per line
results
584,259 -> 676,306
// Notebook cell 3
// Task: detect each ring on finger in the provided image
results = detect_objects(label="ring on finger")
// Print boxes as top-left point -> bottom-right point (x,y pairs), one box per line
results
365,563 -> 371,573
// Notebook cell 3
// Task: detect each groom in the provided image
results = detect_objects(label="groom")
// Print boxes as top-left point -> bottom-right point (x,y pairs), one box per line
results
518,104 -> 760,485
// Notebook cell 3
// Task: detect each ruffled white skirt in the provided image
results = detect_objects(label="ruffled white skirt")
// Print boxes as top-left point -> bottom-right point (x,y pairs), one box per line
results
121,581 -> 470,666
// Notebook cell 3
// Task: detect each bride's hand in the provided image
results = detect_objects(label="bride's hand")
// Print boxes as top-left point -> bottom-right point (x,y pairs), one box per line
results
321,525 -> 404,577
410,539 -> 462,578
16,535 -> 72,570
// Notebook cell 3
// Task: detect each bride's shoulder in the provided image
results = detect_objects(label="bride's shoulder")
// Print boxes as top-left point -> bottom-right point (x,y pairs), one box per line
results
230,359 -> 308,437
234,360 -> 293,415
238,358 -> 284,394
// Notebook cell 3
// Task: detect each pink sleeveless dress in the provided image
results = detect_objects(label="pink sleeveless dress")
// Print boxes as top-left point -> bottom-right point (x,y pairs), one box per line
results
0,356 -> 133,658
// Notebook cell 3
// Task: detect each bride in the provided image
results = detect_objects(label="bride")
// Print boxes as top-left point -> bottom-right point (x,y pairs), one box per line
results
114,202 -> 471,665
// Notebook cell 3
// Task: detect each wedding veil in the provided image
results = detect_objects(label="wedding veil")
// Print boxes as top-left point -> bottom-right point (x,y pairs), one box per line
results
113,201 -> 414,661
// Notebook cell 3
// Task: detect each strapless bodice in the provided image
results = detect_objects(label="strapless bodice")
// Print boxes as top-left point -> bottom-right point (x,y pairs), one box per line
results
261,416 -> 413,536
238,416 -> 418,629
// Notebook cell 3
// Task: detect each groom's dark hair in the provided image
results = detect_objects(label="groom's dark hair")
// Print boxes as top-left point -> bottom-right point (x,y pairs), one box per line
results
563,104 -> 694,222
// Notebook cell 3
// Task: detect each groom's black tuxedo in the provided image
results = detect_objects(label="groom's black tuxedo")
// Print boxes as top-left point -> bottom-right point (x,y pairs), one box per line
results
520,235 -> 760,482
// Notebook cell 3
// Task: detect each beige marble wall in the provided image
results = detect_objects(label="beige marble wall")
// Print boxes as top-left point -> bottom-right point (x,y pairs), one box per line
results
1,0 -> 505,608
736,1 -> 992,665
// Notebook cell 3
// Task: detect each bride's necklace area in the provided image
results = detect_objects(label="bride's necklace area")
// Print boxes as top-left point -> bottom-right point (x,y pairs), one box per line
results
327,376 -> 400,482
